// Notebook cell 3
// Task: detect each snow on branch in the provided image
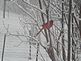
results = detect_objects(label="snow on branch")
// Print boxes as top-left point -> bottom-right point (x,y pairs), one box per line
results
12,1 -> 37,22
8,32 -> 46,49
22,0 -> 47,16
76,17 -> 81,21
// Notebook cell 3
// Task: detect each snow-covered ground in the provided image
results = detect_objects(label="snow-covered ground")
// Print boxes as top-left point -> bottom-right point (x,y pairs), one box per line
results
0,34 -> 51,61
0,10 -> 52,61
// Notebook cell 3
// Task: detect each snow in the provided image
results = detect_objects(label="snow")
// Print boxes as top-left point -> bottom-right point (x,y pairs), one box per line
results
0,10 -> 52,61
22,0 -> 46,15
0,0 -> 81,61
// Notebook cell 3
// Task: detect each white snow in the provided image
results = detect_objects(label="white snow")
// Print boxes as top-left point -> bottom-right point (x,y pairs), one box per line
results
0,10 -> 52,61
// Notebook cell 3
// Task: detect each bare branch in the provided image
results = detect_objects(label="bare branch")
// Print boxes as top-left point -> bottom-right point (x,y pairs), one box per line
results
22,0 -> 47,16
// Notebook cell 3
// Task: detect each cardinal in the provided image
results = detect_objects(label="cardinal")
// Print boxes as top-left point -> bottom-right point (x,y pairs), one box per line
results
34,20 -> 53,37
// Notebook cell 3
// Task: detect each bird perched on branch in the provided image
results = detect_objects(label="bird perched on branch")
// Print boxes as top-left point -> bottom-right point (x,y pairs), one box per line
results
34,20 -> 53,37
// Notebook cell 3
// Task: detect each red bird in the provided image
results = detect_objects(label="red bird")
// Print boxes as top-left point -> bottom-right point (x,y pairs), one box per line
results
34,20 -> 53,37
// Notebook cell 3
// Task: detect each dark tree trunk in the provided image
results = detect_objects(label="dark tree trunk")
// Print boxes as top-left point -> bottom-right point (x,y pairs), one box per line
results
38,0 -> 56,61
29,30 -> 32,60
62,0 -> 66,61
36,43 -> 39,61
72,13 -> 75,61
3,0 -> 6,18
79,5 -> 81,37
38,0 -> 49,43
1,34 -> 7,61
68,0 -> 72,61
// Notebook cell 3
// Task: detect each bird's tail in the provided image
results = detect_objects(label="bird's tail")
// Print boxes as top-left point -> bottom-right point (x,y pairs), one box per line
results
34,28 -> 43,37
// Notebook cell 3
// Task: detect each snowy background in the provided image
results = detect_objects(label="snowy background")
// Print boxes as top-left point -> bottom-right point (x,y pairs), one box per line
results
0,0 -> 52,61
0,0 -> 81,61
